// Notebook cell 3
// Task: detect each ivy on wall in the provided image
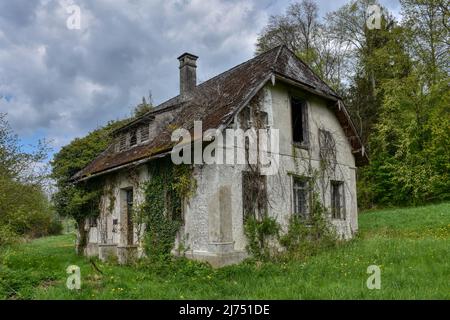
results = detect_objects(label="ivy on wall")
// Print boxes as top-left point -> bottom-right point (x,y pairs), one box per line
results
136,159 -> 196,260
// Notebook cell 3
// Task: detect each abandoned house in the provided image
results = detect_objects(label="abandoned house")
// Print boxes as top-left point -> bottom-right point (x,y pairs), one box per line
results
73,45 -> 368,267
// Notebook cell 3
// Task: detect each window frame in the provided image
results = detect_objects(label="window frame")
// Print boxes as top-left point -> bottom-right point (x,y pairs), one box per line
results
140,125 -> 150,143
292,175 -> 311,220
129,130 -> 138,147
118,134 -> 127,152
290,96 -> 309,148
330,180 -> 346,220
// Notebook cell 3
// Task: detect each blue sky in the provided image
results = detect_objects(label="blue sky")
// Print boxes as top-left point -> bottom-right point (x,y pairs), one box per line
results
0,0 -> 400,160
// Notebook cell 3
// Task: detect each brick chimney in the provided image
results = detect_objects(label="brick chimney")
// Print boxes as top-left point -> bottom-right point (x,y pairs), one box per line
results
178,52 -> 198,98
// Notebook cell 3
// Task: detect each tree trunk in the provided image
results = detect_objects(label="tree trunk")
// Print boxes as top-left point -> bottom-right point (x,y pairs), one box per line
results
76,219 -> 87,256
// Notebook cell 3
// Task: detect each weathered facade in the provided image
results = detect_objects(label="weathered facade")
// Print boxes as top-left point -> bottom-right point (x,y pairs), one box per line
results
74,46 -> 367,267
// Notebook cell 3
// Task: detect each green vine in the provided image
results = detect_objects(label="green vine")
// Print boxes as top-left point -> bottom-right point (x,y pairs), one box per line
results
136,159 -> 196,261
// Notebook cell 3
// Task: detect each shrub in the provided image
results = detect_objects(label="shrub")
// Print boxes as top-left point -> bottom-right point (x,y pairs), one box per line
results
244,216 -> 280,260
280,195 -> 338,260
0,225 -> 19,246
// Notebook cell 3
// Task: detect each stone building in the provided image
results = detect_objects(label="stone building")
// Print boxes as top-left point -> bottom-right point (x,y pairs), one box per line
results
73,46 -> 368,267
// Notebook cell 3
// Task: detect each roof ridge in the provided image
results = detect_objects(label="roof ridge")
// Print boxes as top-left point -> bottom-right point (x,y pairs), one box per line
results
280,45 -> 339,98
273,44 -> 284,66
195,45 -> 282,90
127,46 -> 283,124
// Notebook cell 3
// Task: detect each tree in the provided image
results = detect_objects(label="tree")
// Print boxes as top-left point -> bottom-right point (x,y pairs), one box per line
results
360,73 -> 450,206
325,0 -> 404,144
256,0 -> 356,94
400,0 -> 449,85
0,113 -> 59,245
51,119 -> 127,254
133,94 -> 154,118
256,0 -> 449,208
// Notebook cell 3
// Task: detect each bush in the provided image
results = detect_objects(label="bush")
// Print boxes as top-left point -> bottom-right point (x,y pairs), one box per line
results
244,216 -> 280,260
279,197 -> 338,261
47,216 -> 63,236
0,225 -> 19,246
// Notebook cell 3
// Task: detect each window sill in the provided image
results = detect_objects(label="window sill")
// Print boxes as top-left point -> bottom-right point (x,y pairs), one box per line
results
293,142 -> 309,150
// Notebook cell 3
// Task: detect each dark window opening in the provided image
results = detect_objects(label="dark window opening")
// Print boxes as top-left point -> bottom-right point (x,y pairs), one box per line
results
130,130 -> 137,147
89,217 -> 97,228
291,97 -> 308,144
293,177 -> 310,219
331,181 -> 345,220
242,171 -> 267,221
112,218 -> 118,233
126,189 -> 134,245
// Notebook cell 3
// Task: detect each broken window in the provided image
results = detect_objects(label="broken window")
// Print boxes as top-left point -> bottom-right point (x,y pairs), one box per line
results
130,130 -> 137,147
119,134 -> 127,151
291,97 -> 308,145
293,176 -> 310,219
112,219 -> 118,233
89,216 -> 97,228
242,171 -> 267,221
140,125 -> 149,142
331,181 -> 345,220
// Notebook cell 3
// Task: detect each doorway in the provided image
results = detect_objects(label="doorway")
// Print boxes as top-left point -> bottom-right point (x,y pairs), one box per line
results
125,188 -> 134,245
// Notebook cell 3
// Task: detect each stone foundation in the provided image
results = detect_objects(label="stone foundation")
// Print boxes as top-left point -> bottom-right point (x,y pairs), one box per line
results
184,250 -> 247,268
98,244 -> 118,261
117,245 -> 139,265
85,243 -> 99,257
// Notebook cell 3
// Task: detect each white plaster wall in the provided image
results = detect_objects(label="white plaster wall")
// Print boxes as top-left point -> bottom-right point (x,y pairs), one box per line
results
183,163 -> 247,255
91,164 -> 148,247
86,80 -> 359,263
265,82 -> 358,238
181,81 -> 359,259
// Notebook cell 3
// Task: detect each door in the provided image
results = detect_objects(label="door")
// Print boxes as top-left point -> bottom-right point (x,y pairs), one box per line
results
126,189 -> 134,245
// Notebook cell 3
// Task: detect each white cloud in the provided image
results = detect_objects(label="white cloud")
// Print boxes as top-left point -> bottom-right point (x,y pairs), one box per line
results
0,0 -> 400,152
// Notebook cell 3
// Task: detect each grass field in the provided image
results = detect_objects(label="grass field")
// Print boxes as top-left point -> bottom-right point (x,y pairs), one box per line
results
1,202 -> 449,300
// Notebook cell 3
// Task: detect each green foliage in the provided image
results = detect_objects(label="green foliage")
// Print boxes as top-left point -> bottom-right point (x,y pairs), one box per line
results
133,96 -> 154,118
1,202 -> 449,299
360,73 -> 450,206
51,119 -> 128,252
136,160 -> 196,260
0,114 -> 61,245
280,194 -> 338,260
244,216 -> 280,260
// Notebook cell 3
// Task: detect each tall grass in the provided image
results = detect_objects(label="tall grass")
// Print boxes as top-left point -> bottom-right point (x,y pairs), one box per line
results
1,202 -> 449,299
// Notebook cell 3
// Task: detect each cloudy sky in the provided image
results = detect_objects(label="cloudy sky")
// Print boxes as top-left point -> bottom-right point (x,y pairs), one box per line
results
0,0 -> 400,159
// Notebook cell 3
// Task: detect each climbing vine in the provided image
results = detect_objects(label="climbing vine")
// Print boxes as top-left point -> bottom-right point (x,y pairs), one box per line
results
136,159 -> 196,261
241,93 -> 340,262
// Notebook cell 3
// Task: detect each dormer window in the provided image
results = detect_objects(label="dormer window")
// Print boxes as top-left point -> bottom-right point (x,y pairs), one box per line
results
140,125 -> 149,142
119,134 -> 126,151
130,130 -> 137,147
